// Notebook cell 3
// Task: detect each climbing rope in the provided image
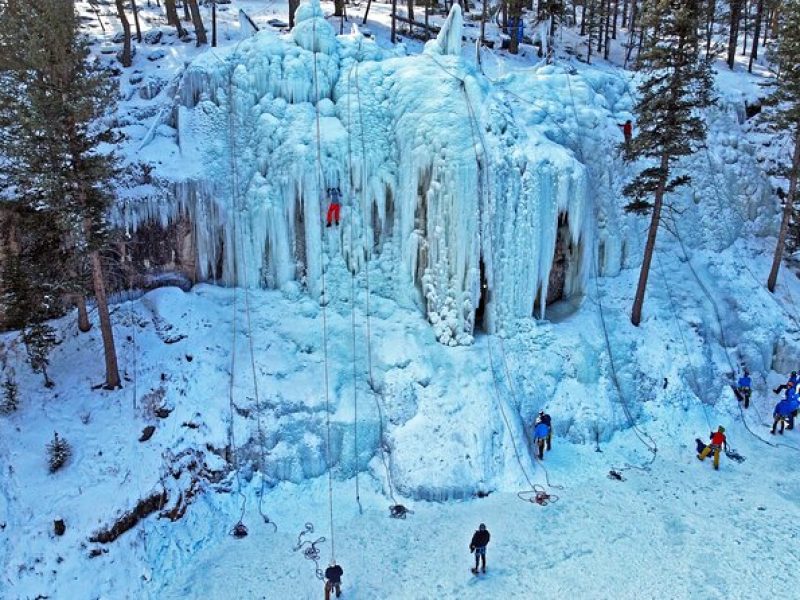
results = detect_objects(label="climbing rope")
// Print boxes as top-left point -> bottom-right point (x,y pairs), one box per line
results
425,53 -> 561,500
352,54 -> 404,513
210,42 -> 278,536
345,56 -> 363,515
293,522 -> 327,580
311,13 -> 337,560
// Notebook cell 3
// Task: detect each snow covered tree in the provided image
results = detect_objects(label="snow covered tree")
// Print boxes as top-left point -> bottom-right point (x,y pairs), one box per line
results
765,0 -> 800,292
46,432 -> 72,473
0,0 -> 122,388
23,323 -> 59,388
624,0 -> 714,326
1,375 -> 19,414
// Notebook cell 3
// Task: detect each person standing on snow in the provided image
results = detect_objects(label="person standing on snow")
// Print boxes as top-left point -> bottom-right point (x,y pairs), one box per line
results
533,410 -> 553,451
469,523 -> 490,574
326,187 -> 342,228
772,388 -> 799,434
697,426 -> 728,470
737,370 -> 752,409
324,562 -> 344,599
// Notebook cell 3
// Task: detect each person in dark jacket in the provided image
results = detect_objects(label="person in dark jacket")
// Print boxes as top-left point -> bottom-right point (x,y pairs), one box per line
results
469,523 -> 490,574
736,371 -> 752,409
324,562 -> 343,599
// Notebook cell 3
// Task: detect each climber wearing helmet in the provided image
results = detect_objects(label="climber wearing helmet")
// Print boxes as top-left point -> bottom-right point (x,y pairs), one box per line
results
326,187 -> 341,227
533,410 -> 552,459
773,370 -> 798,395
736,370 -> 752,409
469,523 -> 491,574
697,426 -> 728,470
324,561 -> 343,599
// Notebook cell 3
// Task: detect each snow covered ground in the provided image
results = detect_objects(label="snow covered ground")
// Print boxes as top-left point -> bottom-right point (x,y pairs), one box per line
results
2,1 -> 800,599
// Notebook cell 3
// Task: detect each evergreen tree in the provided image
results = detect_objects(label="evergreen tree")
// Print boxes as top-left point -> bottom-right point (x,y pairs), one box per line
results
0,0 -> 121,388
623,0 -> 715,326
765,0 -> 800,292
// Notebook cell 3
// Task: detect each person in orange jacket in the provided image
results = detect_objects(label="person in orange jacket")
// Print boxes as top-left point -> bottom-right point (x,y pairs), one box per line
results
697,426 -> 728,470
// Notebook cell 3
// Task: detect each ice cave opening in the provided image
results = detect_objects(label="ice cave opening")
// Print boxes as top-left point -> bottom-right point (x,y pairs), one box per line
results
535,211 -> 581,321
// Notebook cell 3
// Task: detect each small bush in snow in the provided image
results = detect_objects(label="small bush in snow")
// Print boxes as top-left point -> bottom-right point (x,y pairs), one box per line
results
46,432 -> 71,473
1,377 -> 18,414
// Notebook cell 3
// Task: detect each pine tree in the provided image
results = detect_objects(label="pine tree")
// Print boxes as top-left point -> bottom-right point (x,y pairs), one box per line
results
1,376 -> 19,414
23,323 -> 59,388
765,0 -> 800,292
624,0 -> 715,326
46,432 -> 72,473
0,0 -> 122,388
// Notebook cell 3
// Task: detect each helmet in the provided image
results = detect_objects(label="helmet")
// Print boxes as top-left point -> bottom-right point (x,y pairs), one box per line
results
539,410 -> 545,416
718,426 -> 725,433
329,562 -> 336,567
743,370 -> 749,376
479,523 -> 486,531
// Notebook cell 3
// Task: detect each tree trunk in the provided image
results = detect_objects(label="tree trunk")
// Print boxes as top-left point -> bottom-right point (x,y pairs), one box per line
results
749,0 -> 763,72
631,154 -> 669,326
581,0 -> 588,36
727,0 -> 743,69
480,0 -> 487,44
77,295 -> 92,332
391,0 -> 397,43
91,251 -> 121,389
407,0 -> 415,32
182,0 -> 190,22
597,0 -> 605,52
164,0 -> 185,36
705,0 -> 715,55
508,0 -> 523,55
290,0 -> 300,28
612,0 -> 618,40
603,0 -> 612,59
622,0 -> 628,26
362,0 -> 372,25
211,0 -> 217,47
767,129 -> 800,293
334,0 -> 345,17
131,0 -> 142,42
115,0 -> 132,67
741,0 -> 748,55
187,0 -> 206,46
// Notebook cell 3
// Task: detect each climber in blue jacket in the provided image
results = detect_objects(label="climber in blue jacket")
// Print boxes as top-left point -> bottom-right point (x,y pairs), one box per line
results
736,371 -> 752,409
786,386 -> 799,430
773,371 -> 798,394
772,396 -> 795,435
533,417 -> 551,460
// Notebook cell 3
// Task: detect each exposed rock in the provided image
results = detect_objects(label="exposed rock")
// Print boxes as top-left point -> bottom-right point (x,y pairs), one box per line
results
138,425 -> 156,442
